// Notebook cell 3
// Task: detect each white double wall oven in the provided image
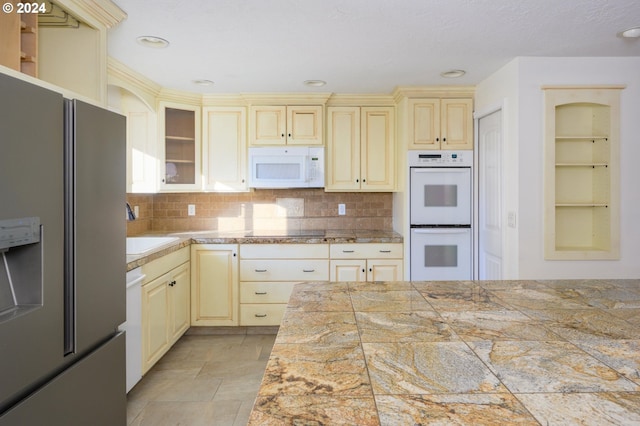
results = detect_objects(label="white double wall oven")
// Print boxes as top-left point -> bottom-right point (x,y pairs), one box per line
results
409,151 -> 473,280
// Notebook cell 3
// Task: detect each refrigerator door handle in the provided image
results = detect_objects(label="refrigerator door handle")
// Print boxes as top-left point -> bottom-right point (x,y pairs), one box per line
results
63,99 -> 75,356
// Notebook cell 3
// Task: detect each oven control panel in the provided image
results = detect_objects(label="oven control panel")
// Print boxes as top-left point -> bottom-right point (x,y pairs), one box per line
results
408,150 -> 472,167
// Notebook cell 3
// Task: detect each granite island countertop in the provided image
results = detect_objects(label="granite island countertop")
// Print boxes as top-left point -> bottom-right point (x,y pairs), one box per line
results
126,229 -> 402,271
248,279 -> 640,425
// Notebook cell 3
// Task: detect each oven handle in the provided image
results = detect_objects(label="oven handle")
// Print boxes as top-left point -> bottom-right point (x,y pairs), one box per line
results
412,228 -> 470,234
412,168 -> 469,173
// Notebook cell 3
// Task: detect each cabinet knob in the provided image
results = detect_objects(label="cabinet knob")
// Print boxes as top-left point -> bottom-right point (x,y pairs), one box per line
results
255,291 -> 268,295
302,269 -> 315,273
255,269 -> 267,272
342,250 -> 355,253
288,133 -> 292,138
233,253 -> 237,257
443,137 -> 447,143
281,133 -> 285,138
436,137 -> 439,142
369,268 -> 372,272
255,314 -> 267,318
362,268 -> 365,273
379,250 -> 391,253
363,179 -> 366,183
356,179 -> 359,183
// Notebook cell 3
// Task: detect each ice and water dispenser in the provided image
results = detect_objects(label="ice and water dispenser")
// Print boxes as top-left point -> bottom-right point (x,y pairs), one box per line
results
0,217 -> 42,320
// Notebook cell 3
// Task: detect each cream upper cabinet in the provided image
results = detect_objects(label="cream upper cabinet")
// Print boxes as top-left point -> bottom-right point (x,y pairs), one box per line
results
202,106 -> 247,192
120,90 -> 159,193
326,106 -> 395,191
191,244 -> 239,326
543,86 -> 622,260
408,98 -> 473,150
158,101 -> 202,191
249,105 -> 323,146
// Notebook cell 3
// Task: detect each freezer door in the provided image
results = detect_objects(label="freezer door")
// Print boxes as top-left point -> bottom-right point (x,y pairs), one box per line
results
0,333 -> 126,426
0,73 -> 66,412
67,100 -> 126,355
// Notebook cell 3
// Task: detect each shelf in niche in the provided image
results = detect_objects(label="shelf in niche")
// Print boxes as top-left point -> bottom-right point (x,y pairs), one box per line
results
165,159 -> 195,164
165,136 -> 195,142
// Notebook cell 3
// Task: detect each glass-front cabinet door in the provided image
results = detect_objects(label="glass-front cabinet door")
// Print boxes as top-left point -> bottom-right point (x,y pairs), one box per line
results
159,101 -> 201,191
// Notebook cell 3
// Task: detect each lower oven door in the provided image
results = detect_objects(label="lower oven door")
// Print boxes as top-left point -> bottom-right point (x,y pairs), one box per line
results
410,227 -> 472,281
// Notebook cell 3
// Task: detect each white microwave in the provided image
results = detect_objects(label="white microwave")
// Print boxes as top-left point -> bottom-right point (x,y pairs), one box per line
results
248,146 -> 325,188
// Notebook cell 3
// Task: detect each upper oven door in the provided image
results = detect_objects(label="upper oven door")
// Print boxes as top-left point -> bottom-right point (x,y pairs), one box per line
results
410,167 -> 471,225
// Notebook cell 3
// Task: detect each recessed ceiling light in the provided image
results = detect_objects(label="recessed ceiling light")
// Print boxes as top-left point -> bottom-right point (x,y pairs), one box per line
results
193,79 -> 214,86
619,27 -> 640,38
440,69 -> 466,78
136,36 -> 170,48
303,80 -> 327,87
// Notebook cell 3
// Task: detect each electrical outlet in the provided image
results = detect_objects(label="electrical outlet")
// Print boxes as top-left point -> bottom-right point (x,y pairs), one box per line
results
508,211 -> 516,228
188,204 -> 196,216
134,205 -> 139,218
338,204 -> 346,215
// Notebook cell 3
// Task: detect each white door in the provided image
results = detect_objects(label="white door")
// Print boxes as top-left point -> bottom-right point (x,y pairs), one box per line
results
478,110 -> 503,279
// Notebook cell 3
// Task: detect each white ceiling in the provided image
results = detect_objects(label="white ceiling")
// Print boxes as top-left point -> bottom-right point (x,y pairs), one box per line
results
107,0 -> 640,94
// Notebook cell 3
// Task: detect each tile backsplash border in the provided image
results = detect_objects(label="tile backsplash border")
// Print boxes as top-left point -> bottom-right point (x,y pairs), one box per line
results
126,189 -> 393,235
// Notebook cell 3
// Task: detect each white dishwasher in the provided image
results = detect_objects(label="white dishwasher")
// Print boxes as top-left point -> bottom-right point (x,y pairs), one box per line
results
120,267 -> 145,393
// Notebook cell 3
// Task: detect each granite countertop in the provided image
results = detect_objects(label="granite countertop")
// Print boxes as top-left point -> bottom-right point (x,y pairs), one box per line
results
126,230 -> 403,271
248,279 -> 640,425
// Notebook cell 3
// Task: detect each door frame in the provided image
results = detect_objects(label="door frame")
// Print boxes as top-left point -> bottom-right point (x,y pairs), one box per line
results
473,102 -> 506,280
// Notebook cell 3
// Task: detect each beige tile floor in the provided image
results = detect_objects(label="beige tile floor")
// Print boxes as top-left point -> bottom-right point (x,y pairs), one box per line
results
126,331 -> 276,426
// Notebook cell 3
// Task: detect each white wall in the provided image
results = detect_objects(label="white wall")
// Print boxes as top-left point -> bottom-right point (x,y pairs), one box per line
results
474,59 -> 520,279
476,57 -> 640,279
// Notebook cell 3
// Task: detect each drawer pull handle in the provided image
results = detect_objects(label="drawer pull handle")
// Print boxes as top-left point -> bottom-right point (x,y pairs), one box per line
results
255,291 -> 268,295
255,269 -> 267,272
302,269 -> 315,273
342,250 -> 355,253
379,250 -> 392,253
255,314 -> 267,318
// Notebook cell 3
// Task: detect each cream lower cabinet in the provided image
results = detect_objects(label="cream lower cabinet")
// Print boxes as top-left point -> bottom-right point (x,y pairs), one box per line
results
330,243 -> 403,282
141,248 -> 191,374
191,244 -> 239,326
239,244 -> 329,325
326,106 -> 395,191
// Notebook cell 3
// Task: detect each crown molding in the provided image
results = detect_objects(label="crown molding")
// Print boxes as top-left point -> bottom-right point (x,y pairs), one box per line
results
326,93 -> 396,107
107,57 -> 162,109
54,0 -> 127,28
240,92 -> 333,105
392,85 -> 475,102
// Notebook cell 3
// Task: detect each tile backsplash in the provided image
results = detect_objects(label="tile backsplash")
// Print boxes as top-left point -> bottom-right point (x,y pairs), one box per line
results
126,189 -> 392,235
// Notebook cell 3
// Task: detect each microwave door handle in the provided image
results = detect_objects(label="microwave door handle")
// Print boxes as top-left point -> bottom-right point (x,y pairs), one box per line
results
413,229 -> 469,234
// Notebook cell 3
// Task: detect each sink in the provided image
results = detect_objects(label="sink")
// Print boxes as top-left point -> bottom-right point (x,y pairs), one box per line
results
126,237 -> 180,255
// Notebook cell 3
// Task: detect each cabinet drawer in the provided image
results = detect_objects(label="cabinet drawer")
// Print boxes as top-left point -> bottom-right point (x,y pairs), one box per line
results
240,304 -> 287,326
240,259 -> 328,281
330,243 -> 402,259
240,282 -> 296,303
240,244 -> 329,259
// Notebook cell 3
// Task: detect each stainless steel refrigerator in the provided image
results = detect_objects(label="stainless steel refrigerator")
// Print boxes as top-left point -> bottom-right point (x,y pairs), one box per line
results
0,72 -> 126,425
